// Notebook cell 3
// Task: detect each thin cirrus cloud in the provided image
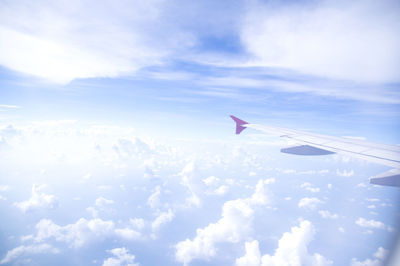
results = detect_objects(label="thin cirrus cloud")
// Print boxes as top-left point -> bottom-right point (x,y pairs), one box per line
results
0,0 -> 398,86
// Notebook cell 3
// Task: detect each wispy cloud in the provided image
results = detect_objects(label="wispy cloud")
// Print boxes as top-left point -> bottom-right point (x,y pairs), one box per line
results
0,244 -> 59,265
0,104 -> 21,109
240,0 -> 400,83
0,0 -> 194,83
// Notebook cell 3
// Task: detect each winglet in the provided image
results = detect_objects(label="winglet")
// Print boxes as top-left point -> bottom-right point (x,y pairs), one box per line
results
230,115 -> 248,134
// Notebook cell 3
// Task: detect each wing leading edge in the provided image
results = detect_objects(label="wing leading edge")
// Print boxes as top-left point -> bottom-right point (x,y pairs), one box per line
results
230,115 -> 400,187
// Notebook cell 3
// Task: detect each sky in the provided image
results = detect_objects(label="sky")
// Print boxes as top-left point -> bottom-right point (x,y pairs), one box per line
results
0,0 -> 400,265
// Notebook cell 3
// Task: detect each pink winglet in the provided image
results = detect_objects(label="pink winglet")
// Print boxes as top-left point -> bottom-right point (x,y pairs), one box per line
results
230,115 -> 248,134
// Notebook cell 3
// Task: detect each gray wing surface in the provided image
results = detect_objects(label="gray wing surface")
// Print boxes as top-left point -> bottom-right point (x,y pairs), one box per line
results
231,115 -> 400,187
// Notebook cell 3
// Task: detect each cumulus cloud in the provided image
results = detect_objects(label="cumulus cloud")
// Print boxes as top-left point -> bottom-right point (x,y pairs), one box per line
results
336,169 -> 355,177
115,228 -> 142,241
14,184 -> 58,212
103,247 -> 139,266
96,197 -> 114,207
175,178 -> 274,265
236,240 -> 261,266
355,218 -> 386,230
203,175 -> 229,196
207,185 -> 229,196
236,220 -> 332,266
87,197 -> 115,218
298,197 -> 324,211
203,176 -> 220,187
179,161 -> 204,207
318,210 -> 339,219
241,0 -> 400,83
300,183 -> 320,193
31,217 -> 141,248
351,247 -> 388,266
0,244 -> 59,265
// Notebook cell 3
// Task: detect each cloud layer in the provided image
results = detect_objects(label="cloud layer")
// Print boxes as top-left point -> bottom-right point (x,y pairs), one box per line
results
1,0 -> 399,84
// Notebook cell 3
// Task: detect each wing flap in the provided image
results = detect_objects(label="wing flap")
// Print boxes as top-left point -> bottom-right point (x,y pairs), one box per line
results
281,145 -> 335,156
370,169 -> 400,187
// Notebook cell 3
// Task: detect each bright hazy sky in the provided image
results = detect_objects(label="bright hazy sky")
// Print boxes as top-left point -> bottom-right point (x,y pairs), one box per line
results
0,0 -> 399,265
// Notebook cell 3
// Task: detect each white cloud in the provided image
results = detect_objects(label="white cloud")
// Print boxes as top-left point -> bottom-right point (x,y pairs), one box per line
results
175,179 -> 273,265
87,206 -> 99,218
351,247 -> 388,266
95,197 -> 114,207
336,169 -> 355,177
236,240 -> 261,266
0,0 -> 196,83
179,161 -> 204,207
115,228 -> 141,241
318,210 -> 339,219
355,218 -> 386,230
14,184 -> 58,212
82,173 -> 92,180
366,198 -> 380,202
298,197 -> 324,211
207,185 -> 229,196
0,244 -> 59,265
151,209 -> 174,233
32,217 -> 141,248
116,138 -> 153,157
130,218 -> 146,231
87,197 -> 114,218
300,183 -> 320,193
147,186 -> 161,209
241,0 -> 400,83
103,247 -> 139,266
203,176 -> 220,187
236,221 -> 332,266
357,183 -> 368,188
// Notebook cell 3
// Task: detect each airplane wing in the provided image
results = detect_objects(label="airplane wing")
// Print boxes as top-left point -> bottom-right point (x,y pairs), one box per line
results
230,115 -> 400,187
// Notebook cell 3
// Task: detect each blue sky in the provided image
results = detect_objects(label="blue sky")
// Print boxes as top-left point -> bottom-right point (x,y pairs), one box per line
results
0,0 -> 399,265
